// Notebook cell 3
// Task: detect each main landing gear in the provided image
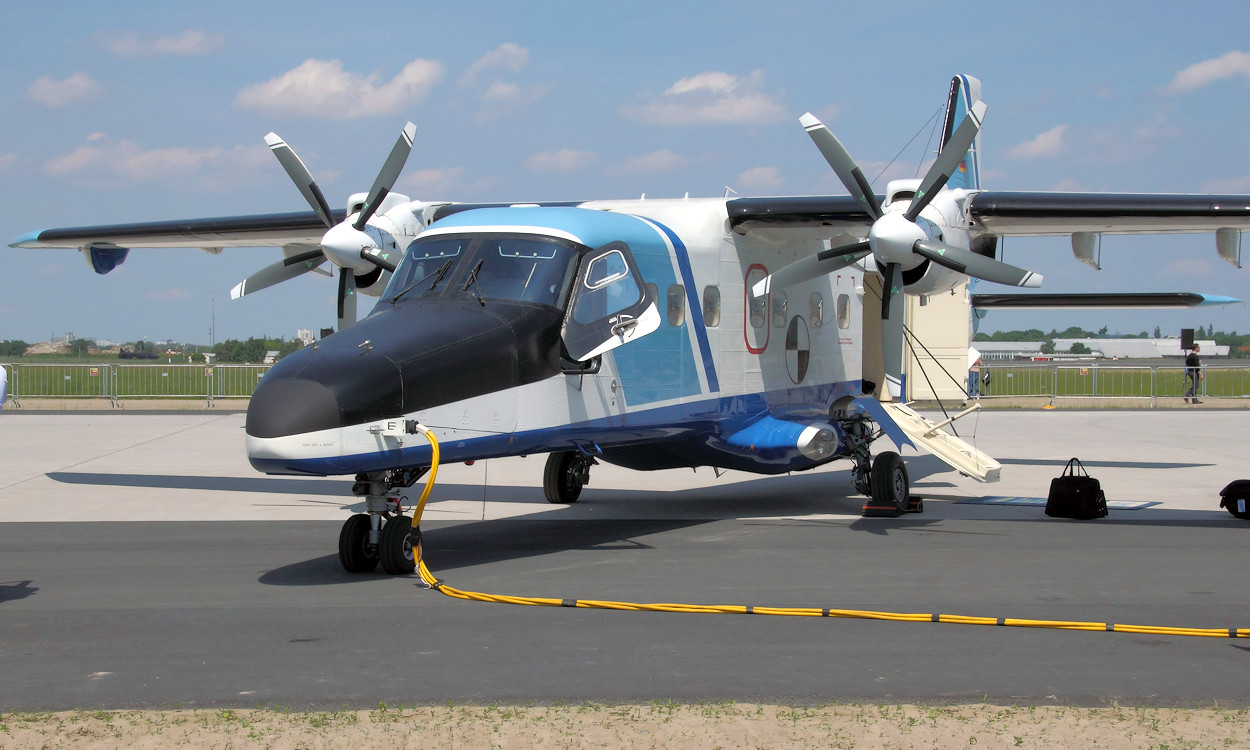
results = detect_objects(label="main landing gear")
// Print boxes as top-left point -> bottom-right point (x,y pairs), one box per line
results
854,449 -> 922,518
339,468 -> 426,574
543,451 -> 597,504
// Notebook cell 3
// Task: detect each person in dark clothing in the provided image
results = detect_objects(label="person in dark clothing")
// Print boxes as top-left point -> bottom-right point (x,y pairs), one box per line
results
1184,344 -> 1202,404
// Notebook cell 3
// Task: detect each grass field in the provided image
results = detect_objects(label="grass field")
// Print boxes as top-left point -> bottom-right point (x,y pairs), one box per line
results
982,363 -> 1250,400
3,362 -> 268,400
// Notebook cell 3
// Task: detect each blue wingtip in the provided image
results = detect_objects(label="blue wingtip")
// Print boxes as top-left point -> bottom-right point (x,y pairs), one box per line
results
1197,294 -> 1243,306
9,229 -> 45,248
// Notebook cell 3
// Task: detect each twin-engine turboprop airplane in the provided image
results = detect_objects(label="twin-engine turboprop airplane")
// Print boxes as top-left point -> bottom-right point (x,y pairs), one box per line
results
12,75 -> 1250,574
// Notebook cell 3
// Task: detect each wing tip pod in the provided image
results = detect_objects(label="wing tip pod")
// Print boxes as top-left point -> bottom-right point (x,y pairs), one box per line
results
1198,294 -> 1242,306
10,229 -> 47,248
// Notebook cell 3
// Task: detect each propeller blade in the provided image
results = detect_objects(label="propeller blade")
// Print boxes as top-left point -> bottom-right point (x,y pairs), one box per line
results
360,246 -> 397,273
904,99 -> 987,222
337,270 -> 358,330
880,263 -> 905,400
751,241 -> 871,296
800,114 -> 883,220
913,239 -> 1043,288
353,122 -> 418,231
265,132 -> 335,229
229,249 -> 326,299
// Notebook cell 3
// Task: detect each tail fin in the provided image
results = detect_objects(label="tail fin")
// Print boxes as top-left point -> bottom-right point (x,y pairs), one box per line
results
941,75 -> 982,190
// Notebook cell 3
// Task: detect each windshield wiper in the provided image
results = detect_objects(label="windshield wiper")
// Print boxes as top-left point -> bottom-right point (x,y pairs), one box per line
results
462,260 -> 485,307
390,258 -> 453,306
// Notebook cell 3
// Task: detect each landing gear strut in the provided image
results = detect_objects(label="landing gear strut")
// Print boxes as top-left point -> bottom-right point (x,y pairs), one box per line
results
543,451 -> 596,503
337,468 -> 427,574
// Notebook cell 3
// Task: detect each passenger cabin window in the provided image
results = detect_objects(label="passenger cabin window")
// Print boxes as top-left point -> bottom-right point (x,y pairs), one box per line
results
702,286 -> 721,327
744,266 -> 769,353
667,284 -> 686,326
772,291 -> 789,328
809,292 -> 824,328
746,268 -> 768,329
836,293 -> 851,329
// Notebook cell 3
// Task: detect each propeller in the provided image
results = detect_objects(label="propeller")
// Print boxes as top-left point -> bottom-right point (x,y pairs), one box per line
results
231,123 -> 417,329
756,97 -> 1043,400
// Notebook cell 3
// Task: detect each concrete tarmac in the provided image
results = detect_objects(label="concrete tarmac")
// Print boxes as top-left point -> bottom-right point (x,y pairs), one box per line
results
1,409 -> 1248,710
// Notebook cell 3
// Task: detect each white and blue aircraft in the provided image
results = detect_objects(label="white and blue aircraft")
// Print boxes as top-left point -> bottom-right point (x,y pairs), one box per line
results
13,76 -> 1250,574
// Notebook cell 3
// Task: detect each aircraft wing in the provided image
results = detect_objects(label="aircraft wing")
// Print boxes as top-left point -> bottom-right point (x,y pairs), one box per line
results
966,192 -> 1250,235
9,209 -> 346,250
726,196 -> 875,238
726,193 -> 1250,236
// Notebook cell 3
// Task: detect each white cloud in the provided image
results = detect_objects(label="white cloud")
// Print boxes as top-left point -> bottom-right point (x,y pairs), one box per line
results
99,30 -> 226,57
1165,50 -> 1250,94
235,58 -> 444,119
400,166 -> 465,194
27,72 -> 102,109
0,153 -> 16,171
1005,125 -> 1068,160
146,288 -> 193,302
1203,173 -> 1250,193
526,148 -> 595,172
736,166 -> 784,192
463,43 -> 529,83
1164,257 -> 1212,276
619,149 -> 690,173
623,70 -> 785,126
665,72 -> 740,96
482,81 -> 522,102
43,134 -> 268,186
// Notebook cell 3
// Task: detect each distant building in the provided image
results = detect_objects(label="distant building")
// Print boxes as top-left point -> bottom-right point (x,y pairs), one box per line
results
296,329 -> 316,346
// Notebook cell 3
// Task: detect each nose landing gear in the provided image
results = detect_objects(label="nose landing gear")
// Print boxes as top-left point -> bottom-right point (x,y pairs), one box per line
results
338,468 -> 427,574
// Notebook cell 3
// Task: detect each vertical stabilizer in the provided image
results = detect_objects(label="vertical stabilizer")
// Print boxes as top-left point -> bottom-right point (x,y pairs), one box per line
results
941,75 -> 983,191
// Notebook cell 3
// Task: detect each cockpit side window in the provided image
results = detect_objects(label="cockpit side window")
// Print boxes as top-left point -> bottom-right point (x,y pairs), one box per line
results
571,248 -> 642,324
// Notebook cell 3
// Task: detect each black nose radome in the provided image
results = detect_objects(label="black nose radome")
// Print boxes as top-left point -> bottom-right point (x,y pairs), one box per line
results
245,377 -> 342,439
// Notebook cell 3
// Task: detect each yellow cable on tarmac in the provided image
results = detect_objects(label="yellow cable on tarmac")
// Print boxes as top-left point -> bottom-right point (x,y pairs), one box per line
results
409,427 -> 1249,640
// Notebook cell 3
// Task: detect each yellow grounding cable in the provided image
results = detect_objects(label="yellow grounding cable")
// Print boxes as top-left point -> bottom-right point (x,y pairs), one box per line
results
409,427 -> 1248,639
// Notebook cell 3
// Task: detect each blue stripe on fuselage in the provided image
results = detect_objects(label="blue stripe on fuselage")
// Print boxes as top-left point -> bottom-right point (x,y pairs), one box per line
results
640,217 -> 720,394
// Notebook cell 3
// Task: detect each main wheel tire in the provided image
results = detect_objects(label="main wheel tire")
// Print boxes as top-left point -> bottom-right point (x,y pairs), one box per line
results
543,451 -> 584,504
379,515 -> 416,575
870,451 -> 910,515
338,513 -> 379,573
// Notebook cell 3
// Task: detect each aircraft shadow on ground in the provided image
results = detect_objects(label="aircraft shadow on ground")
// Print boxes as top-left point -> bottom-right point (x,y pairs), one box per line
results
0,580 -> 38,604
257,517 -> 716,586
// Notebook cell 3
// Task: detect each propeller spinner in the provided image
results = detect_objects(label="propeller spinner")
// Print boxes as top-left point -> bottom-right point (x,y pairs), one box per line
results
230,123 -> 416,330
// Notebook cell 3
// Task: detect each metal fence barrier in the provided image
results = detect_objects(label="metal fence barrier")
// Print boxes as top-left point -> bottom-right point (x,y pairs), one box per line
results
4,363 -> 271,406
981,363 -> 1250,405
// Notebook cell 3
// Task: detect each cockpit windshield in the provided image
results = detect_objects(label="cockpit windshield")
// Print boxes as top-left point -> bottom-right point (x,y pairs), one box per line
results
382,233 -> 581,308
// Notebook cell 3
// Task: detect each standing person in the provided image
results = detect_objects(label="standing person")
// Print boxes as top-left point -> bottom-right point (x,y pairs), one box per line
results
968,352 -> 983,399
1184,344 -> 1202,404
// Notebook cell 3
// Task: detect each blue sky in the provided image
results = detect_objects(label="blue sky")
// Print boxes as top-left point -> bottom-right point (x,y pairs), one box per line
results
3,1 -> 1250,345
